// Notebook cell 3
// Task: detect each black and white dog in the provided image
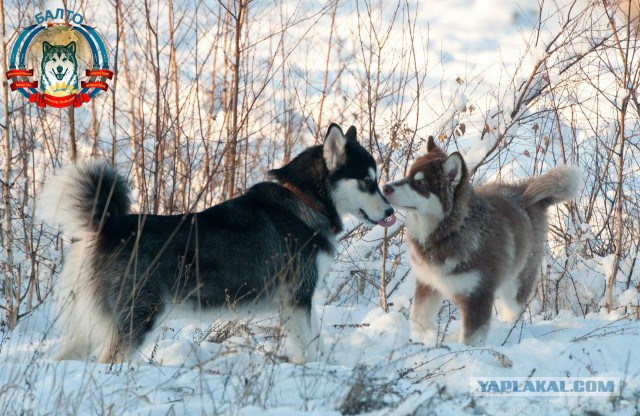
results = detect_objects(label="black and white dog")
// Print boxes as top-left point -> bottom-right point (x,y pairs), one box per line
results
383,137 -> 580,346
38,124 -> 396,364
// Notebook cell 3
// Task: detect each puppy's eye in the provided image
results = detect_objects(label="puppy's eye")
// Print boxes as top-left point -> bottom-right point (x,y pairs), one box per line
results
413,177 -> 425,185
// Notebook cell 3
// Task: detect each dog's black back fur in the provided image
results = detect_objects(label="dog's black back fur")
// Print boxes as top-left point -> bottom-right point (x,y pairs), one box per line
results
93,182 -> 333,350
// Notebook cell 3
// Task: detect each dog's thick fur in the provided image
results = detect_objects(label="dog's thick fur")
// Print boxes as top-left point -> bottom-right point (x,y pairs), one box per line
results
38,124 -> 394,364
383,137 -> 580,345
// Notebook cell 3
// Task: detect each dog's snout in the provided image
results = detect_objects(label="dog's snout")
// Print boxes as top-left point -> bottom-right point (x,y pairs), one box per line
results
56,66 -> 63,73
385,207 -> 394,217
383,184 -> 394,196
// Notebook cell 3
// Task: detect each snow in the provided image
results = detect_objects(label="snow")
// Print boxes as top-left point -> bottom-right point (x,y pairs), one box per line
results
1,300 -> 638,414
2,0 -> 640,414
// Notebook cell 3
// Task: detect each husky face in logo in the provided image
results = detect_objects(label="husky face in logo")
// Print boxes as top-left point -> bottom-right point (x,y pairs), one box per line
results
40,41 -> 78,95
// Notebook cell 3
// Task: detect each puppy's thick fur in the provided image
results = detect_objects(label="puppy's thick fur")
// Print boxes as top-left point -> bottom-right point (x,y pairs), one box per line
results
384,137 -> 580,345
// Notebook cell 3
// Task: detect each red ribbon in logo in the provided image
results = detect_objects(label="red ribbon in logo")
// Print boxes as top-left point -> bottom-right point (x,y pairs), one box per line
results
28,92 -> 92,108
6,68 -> 34,78
85,68 -> 113,79
10,80 -> 38,91
80,81 -> 109,91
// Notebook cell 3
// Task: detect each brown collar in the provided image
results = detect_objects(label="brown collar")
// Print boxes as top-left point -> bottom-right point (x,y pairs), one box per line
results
282,182 -> 338,234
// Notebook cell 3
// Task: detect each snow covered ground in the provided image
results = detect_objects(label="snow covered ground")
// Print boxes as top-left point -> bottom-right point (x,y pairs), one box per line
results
1,278 -> 638,415
1,219 -> 638,415
1,0 -> 640,414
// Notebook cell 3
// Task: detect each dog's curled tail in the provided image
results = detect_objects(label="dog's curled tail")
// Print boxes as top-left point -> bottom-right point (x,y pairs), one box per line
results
37,160 -> 131,238
523,165 -> 581,209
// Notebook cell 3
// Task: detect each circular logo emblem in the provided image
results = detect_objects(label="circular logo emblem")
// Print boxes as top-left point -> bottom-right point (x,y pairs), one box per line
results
6,10 -> 113,108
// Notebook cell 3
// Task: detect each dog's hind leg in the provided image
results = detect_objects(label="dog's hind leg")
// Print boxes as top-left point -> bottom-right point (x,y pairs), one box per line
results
100,285 -> 164,363
96,318 -> 155,363
55,310 -> 117,361
53,302 -> 95,360
96,332 -> 128,364
54,281 -> 117,361
498,277 -> 524,322
55,335 -> 93,361
410,282 -> 442,344
516,252 -> 544,309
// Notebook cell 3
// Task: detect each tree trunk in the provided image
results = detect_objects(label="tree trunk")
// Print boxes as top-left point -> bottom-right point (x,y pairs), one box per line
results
169,0 -> 184,211
315,0 -> 339,144
606,99 -> 628,312
68,106 -> 76,162
1,0 -> 17,329
111,0 -> 121,164
145,0 -> 163,214
227,0 -> 246,200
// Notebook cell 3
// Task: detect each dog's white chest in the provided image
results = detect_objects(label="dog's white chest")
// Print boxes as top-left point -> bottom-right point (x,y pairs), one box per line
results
408,243 -> 479,298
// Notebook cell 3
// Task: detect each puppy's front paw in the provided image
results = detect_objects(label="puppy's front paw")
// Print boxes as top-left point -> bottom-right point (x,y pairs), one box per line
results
410,325 -> 438,345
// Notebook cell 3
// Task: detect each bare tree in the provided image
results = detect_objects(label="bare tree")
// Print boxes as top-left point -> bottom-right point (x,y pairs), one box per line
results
0,0 -> 16,329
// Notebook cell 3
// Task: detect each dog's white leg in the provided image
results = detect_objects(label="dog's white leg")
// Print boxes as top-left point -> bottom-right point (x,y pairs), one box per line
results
410,282 -> 442,343
307,305 -> 324,360
53,244 -> 92,360
54,300 -> 94,360
499,277 -> 524,322
281,305 -> 313,364
304,251 -> 331,361
96,333 -> 127,364
55,335 -> 93,361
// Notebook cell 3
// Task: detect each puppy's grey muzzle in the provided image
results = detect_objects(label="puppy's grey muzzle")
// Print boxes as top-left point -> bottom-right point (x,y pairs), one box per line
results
383,179 -> 409,196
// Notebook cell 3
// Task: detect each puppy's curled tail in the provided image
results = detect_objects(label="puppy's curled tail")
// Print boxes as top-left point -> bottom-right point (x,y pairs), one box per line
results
37,160 -> 131,238
523,165 -> 581,209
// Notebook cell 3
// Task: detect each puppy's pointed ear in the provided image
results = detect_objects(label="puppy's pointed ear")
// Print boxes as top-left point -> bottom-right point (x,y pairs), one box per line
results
43,41 -> 52,55
323,123 -> 347,172
66,41 -> 76,55
345,126 -> 358,142
443,152 -> 466,187
427,136 -> 437,153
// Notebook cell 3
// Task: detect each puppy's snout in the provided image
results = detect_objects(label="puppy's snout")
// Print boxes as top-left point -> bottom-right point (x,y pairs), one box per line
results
385,207 -> 395,217
383,184 -> 394,196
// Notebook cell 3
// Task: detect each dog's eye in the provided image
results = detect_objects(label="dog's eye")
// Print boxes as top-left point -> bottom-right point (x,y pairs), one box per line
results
359,178 -> 375,191
62,57 -> 67,62
413,177 -> 424,185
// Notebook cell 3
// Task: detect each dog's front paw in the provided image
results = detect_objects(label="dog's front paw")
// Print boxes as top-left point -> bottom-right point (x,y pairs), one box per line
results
410,325 -> 438,345
288,352 -> 307,365
301,339 -> 324,364
459,325 -> 488,347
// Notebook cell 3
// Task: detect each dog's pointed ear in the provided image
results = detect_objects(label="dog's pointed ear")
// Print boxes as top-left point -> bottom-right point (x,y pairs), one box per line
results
66,41 -> 76,55
323,123 -> 347,172
443,152 -> 466,188
427,136 -> 437,153
268,166 -> 287,183
345,126 -> 358,142
43,41 -> 52,55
